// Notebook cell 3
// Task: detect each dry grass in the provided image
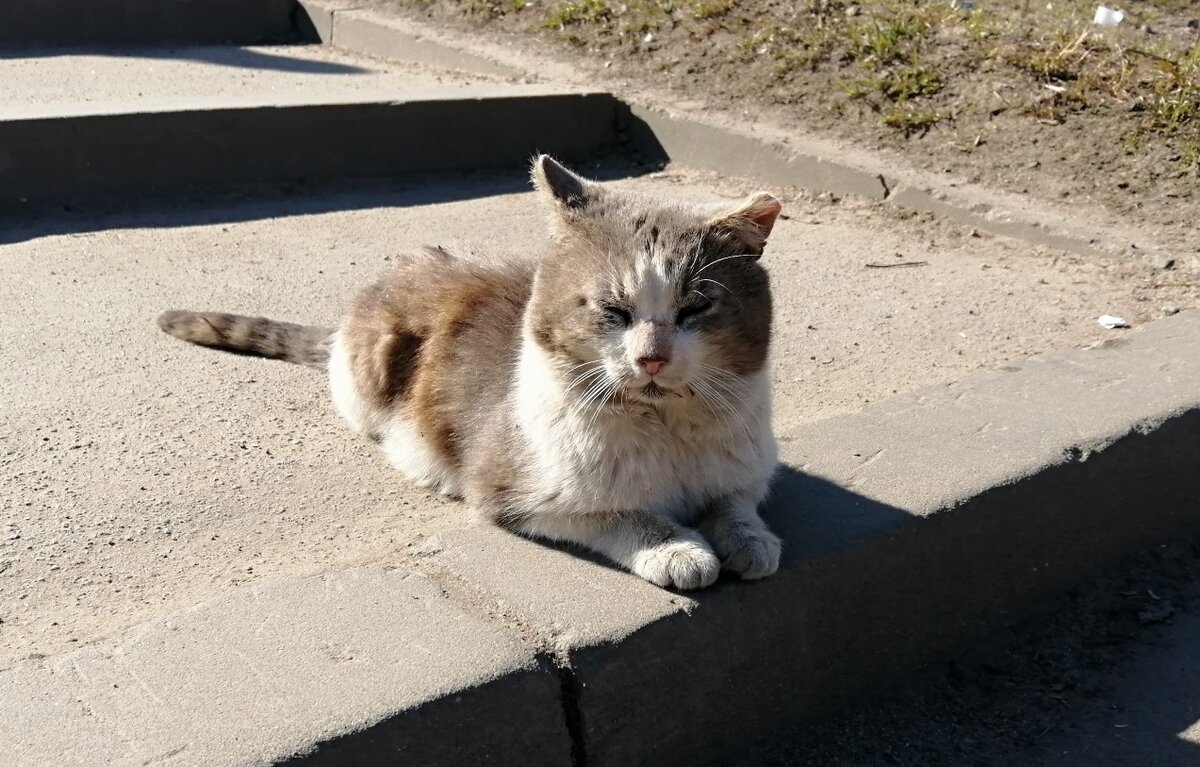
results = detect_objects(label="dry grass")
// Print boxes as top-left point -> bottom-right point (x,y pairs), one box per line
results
395,0 -> 1200,165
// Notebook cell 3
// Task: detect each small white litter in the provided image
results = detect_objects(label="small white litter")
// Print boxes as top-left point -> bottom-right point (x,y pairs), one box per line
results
1098,314 -> 1130,329
1093,6 -> 1124,27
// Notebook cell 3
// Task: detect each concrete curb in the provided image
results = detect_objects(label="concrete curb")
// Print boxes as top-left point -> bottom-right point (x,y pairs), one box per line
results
6,0 -> 1165,266
302,2 -> 1173,265
423,312 -> 1200,765
618,105 -> 1164,262
0,0 -> 310,48
4,566 -> 570,766
317,6 -> 526,79
5,312 -> 1198,766
0,92 -> 620,214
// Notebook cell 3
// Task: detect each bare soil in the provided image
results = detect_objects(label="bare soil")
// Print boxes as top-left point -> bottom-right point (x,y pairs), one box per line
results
377,0 -> 1200,265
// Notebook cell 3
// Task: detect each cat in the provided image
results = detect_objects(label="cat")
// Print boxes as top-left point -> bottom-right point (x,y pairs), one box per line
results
157,156 -> 783,590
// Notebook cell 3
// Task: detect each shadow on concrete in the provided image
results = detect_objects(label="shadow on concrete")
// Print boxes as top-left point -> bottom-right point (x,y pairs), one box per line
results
0,44 -> 368,74
761,462 -> 911,561
519,463 -> 916,587
279,666 -> 570,766
561,410 -> 1200,766
0,0 -> 308,50
133,45 -> 368,75
0,162 -> 655,246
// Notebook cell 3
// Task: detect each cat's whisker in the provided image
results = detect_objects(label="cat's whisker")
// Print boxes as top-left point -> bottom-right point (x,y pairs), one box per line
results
696,277 -> 732,294
562,358 -> 603,375
704,379 -> 763,430
698,366 -> 762,425
694,278 -> 741,307
686,229 -> 706,271
671,233 -> 704,284
690,380 -> 740,437
693,252 -> 759,278
564,369 -> 604,390
576,369 -> 625,425
698,363 -> 743,386
584,377 -> 622,433
692,377 -> 754,440
701,374 -> 749,405
566,369 -> 608,398
700,371 -> 748,396
699,362 -> 748,384
564,362 -> 606,389
575,373 -> 613,416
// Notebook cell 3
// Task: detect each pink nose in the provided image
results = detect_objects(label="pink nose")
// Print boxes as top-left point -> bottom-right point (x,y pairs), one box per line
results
637,357 -> 668,376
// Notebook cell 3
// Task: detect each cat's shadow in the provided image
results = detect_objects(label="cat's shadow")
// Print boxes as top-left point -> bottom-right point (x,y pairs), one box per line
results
529,463 -> 914,587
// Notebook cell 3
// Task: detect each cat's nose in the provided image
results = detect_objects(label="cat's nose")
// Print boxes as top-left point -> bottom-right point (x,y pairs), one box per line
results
637,356 -> 669,377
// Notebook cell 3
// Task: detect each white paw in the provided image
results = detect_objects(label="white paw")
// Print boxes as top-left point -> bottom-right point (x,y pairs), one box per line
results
718,526 -> 781,580
631,535 -> 720,590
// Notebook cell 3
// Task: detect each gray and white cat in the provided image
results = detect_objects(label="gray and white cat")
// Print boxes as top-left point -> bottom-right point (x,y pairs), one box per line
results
158,156 -> 782,589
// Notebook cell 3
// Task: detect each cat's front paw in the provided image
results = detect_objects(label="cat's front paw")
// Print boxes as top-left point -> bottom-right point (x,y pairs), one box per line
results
631,535 -> 720,590
719,527 -> 781,580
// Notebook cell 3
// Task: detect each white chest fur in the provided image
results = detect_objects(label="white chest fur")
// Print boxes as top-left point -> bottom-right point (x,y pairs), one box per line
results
515,342 -> 777,518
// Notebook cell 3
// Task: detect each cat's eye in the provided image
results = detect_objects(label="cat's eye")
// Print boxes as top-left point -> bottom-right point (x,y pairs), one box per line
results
602,304 -> 632,326
676,298 -> 713,325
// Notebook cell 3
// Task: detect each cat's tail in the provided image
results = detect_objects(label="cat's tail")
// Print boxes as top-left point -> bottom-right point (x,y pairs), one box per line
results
156,310 -> 333,369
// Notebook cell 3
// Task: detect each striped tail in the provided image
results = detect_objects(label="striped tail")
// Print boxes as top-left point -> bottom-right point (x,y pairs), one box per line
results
156,310 -> 334,369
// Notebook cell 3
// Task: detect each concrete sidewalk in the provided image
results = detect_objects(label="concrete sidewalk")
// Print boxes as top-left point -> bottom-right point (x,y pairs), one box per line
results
0,44 -> 615,213
0,45 -> 510,117
2,168 -> 1197,764
2,8 -> 1197,761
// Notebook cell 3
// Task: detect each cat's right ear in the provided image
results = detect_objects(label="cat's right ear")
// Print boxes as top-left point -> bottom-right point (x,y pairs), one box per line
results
531,155 -> 598,212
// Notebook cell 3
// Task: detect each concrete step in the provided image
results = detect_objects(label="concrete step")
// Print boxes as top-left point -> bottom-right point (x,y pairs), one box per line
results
0,45 -> 619,214
0,0 -> 310,49
1,166 -> 1196,765
298,1 -> 1183,267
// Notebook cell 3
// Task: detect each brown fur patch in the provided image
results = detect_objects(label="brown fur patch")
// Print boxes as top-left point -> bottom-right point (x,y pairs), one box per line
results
340,246 -> 534,470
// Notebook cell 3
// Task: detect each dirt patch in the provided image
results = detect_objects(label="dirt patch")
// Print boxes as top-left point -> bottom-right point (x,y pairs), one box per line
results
375,0 -> 1200,263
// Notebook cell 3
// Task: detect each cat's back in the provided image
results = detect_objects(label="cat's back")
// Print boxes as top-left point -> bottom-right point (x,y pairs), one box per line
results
335,245 -> 533,434
347,245 -> 532,338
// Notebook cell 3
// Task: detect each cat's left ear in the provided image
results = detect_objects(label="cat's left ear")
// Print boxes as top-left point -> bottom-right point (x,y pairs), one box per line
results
531,154 -> 599,212
708,192 -> 782,256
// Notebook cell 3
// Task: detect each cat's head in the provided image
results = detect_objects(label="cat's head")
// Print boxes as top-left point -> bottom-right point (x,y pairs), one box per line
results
526,155 -> 779,407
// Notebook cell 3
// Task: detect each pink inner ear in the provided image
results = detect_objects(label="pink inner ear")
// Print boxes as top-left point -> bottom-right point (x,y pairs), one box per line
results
745,194 -> 782,239
708,193 -> 783,254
